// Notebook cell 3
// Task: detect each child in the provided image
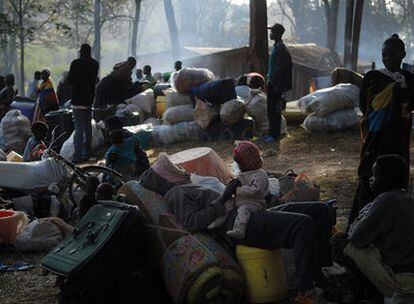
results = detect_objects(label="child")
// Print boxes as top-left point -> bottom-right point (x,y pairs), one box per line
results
105,129 -> 138,178
96,183 -> 114,201
78,176 -> 100,219
226,141 -> 269,239
23,121 -> 49,161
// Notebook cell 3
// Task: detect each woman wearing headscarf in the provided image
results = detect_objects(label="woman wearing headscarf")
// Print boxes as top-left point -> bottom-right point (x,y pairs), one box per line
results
37,68 -> 59,116
349,34 -> 414,226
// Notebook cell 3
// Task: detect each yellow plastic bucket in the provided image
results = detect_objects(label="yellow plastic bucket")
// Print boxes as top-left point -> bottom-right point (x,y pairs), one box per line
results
236,245 -> 288,303
155,96 -> 166,117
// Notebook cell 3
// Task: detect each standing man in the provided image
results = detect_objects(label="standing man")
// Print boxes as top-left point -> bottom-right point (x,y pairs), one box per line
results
68,43 -> 99,163
265,23 -> 292,142
27,71 -> 41,99
0,74 -> 16,119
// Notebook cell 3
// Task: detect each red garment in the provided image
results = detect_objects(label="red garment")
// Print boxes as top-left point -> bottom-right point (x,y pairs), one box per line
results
233,141 -> 263,171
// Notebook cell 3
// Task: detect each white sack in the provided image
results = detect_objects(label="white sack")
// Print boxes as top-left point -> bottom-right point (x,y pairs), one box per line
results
162,105 -> 194,125
125,89 -> 154,114
298,83 -> 359,117
220,98 -> 245,125
171,67 -> 214,93
302,108 -> 361,133
244,92 -> 269,135
153,121 -> 202,146
165,89 -> 193,108
0,158 -> 67,190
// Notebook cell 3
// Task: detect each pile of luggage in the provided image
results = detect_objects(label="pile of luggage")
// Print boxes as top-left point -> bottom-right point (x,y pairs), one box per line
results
298,83 -> 361,133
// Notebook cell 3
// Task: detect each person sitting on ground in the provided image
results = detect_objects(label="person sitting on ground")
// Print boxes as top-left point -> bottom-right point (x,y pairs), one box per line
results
105,128 -> 150,178
37,68 -> 59,116
140,161 -> 334,303
235,75 -> 251,101
56,71 -> 72,106
23,121 -> 49,162
345,154 -> 414,302
174,61 -> 182,72
209,141 -> 268,240
0,73 -> 16,119
104,116 -> 150,176
27,71 -> 41,99
79,176 -> 100,219
96,183 -> 114,201
143,65 -> 156,87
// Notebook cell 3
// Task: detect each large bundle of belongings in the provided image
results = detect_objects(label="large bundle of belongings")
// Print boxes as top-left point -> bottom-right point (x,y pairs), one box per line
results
111,67 -> 288,147
116,148 -> 324,303
298,83 -> 361,133
0,110 -> 32,154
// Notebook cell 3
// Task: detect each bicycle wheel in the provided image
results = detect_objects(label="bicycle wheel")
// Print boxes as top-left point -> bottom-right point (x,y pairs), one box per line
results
68,165 -> 125,207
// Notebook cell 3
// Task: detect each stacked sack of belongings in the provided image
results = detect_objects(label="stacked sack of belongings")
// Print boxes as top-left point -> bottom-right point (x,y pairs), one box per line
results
0,110 -> 32,154
298,83 -> 361,133
60,120 -> 106,161
118,152 -> 245,303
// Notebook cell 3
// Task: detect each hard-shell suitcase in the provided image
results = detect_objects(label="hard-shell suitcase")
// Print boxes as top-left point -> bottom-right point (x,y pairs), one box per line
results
41,201 -> 145,289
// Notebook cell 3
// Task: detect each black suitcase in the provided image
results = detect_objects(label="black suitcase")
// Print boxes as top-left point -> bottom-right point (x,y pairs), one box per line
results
41,201 -> 146,292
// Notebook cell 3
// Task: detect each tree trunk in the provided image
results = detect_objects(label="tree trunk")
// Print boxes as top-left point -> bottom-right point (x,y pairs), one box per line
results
249,0 -> 268,77
18,0 -> 25,95
163,0 -> 181,62
93,0 -> 101,66
325,0 -> 340,52
131,0 -> 142,58
350,0 -> 364,71
344,0 -> 354,67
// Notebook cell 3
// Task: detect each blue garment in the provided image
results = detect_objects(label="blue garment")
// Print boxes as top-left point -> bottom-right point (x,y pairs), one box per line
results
105,135 -> 139,169
23,137 -> 41,161
73,108 -> 92,162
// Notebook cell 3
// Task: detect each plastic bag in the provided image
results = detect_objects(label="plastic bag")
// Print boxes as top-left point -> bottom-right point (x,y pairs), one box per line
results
190,174 -> 225,194
60,120 -> 106,161
220,99 -> 245,125
171,67 -> 214,93
13,217 -> 73,251
162,105 -> 194,125
165,89 -> 193,108
0,110 -> 32,153
302,108 -> 361,133
193,97 -> 219,129
298,84 -> 359,117
125,88 -> 154,114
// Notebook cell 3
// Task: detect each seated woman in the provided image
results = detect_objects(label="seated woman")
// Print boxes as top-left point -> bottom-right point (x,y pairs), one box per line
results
140,152 -> 333,304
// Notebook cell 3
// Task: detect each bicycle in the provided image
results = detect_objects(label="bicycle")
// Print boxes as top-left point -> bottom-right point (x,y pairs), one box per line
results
43,127 -> 125,208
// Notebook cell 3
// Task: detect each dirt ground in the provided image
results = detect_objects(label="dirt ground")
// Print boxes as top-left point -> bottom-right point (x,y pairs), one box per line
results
0,125 -> 380,303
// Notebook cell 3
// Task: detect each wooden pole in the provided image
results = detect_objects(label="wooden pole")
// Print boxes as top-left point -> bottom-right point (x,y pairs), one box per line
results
350,0 -> 364,71
249,0 -> 268,76
344,0 -> 354,68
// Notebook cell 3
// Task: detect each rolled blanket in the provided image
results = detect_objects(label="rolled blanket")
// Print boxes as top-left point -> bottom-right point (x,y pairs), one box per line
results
162,233 -> 245,304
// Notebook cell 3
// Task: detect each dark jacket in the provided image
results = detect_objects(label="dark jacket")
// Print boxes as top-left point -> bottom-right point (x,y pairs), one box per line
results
267,40 -> 292,93
349,189 -> 414,273
67,56 -> 99,107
